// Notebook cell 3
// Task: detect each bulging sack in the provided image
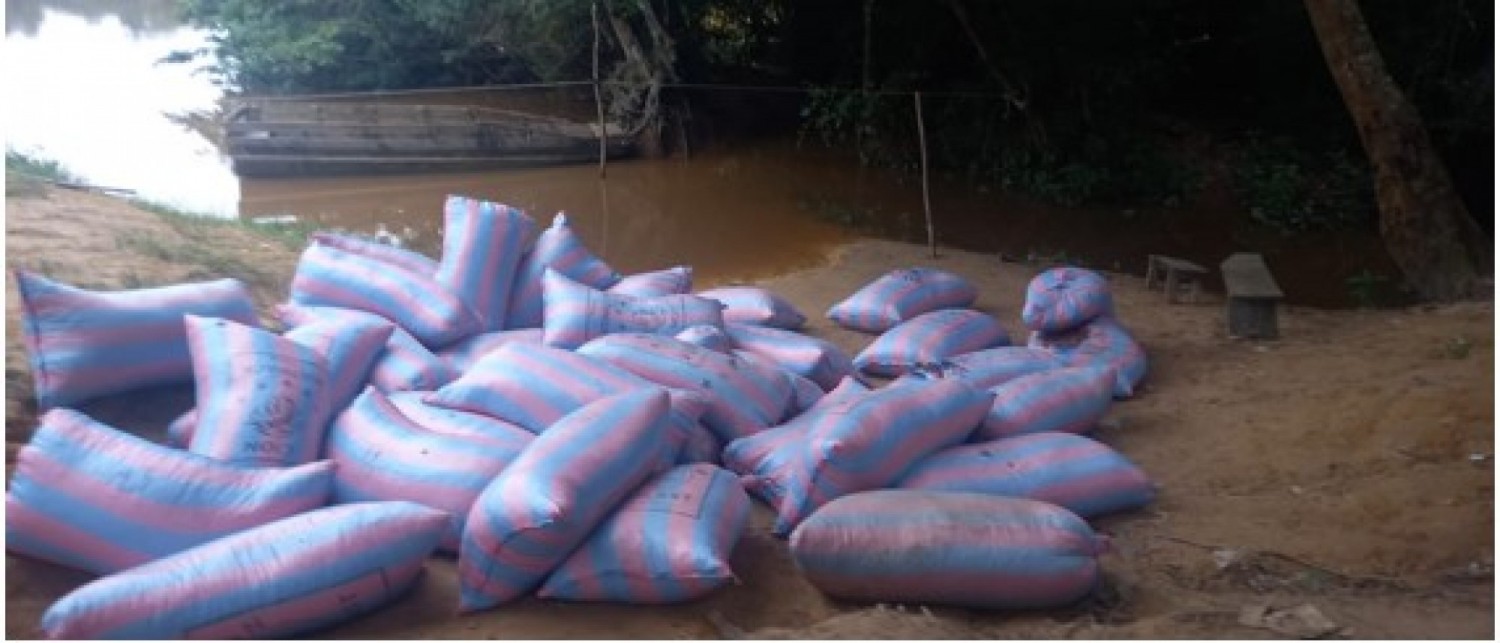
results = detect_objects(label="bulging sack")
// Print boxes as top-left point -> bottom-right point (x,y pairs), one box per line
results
279,304 -> 459,393
789,490 -> 1108,609
1029,316 -> 1148,398
1021,266 -> 1114,333
977,366 -> 1116,441
826,267 -> 977,334
675,324 -> 734,353
459,390 -> 673,612
386,391 -> 536,444
542,269 -> 726,349
326,388 -> 531,552
437,328 -> 544,372
898,346 -> 1061,390
310,231 -> 438,276
721,376 -> 869,487
437,195 -> 537,331
898,432 -> 1156,518
853,308 -> 1010,378
610,265 -> 694,297
697,286 -> 807,329
41,501 -> 447,640
7,408 -> 332,576
539,464 -> 752,603
506,212 -> 620,329
723,323 -> 855,391
14,270 -> 257,409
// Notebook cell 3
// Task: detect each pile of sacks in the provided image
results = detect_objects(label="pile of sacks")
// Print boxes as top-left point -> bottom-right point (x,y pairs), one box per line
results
8,194 -> 1155,638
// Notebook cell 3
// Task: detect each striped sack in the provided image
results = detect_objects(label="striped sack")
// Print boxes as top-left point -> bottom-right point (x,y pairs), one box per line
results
721,376 -> 869,484
1028,316 -> 1148,398
539,464 -> 752,603
897,346 -> 1061,390
676,421 -> 723,465
826,267 -> 977,334
458,389 -> 673,612
577,333 -> 791,444
6,408 -> 332,576
977,366 -> 1116,441
789,490 -> 1108,609
675,324 -> 734,353
41,502 -> 447,640
730,348 -> 816,424
723,323 -> 855,391
506,212 -> 620,329
898,431 -> 1156,518
437,327 -> 544,372
166,408 -> 196,448
697,286 -> 807,329
542,269 -> 726,349
437,195 -> 537,331
14,270 -> 256,410
279,304 -> 458,393
1020,266 -> 1114,333
289,235 -> 481,349
785,370 -> 826,420
610,265 -> 694,297
754,379 -> 993,535
387,391 -> 537,444
326,387 -> 532,552
853,308 -> 1011,378
310,231 -> 438,276
185,316 -> 334,467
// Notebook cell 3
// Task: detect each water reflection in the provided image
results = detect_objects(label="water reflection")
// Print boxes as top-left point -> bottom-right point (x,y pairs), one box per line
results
5,0 -> 183,37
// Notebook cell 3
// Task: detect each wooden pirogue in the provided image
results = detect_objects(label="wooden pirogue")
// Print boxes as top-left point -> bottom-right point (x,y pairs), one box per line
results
223,99 -> 634,178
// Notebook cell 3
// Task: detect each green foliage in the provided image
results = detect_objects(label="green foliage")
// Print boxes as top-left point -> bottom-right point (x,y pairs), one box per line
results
1344,269 -> 1390,308
6,150 -> 81,183
1231,134 -> 1374,233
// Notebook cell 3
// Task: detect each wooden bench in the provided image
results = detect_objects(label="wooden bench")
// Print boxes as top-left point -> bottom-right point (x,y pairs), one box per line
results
1146,254 -> 1208,303
1220,253 -> 1284,339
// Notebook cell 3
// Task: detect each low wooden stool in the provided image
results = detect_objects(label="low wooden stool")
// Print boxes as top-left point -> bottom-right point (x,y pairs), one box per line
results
1146,254 -> 1208,303
1220,252 -> 1284,339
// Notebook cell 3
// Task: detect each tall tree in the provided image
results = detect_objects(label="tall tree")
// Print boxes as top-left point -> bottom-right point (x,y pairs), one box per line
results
1303,0 -> 1487,301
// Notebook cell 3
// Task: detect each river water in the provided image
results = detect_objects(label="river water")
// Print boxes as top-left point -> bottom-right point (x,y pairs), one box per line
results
5,0 -> 1398,305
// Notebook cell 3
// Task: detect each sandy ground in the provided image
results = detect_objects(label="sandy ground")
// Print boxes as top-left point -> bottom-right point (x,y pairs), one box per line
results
4,186 -> 1494,639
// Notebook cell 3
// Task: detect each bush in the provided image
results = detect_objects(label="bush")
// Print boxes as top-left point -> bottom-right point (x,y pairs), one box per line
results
1232,134 -> 1374,232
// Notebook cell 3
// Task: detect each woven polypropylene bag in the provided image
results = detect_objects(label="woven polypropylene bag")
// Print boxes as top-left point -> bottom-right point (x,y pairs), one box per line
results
310,231 -> 438,276
458,389 -> 673,612
437,195 -> 537,331
675,324 -> 733,353
41,502 -> 447,640
542,269 -> 726,349
279,304 -> 458,393
14,270 -> 257,409
1020,266 -> 1114,333
538,464 -> 752,603
898,432 -> 1156,518
506,212 -> 620,329
853,308 -> 1010,378
7,408 -> 332,576
697,286 -> 807,329
386,391 -> 536,444
436,328 -> 544,372
609,265 -> 694,297
789,490 -> 1108,609
326,387 -> 532,551
1028,316 -> 1148,398
826,267 -> 977,334
722,323 -> 855,391
976,366 -> 1116,441
720,376 -> 869,484
897,346 -> 1061,390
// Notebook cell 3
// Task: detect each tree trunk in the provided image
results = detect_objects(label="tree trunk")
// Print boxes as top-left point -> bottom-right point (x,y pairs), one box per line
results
1303,0 -> 1486,302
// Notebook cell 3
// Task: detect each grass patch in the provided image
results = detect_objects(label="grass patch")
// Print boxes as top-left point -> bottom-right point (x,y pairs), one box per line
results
128,199 -> 320,251
6,150 -> 82,197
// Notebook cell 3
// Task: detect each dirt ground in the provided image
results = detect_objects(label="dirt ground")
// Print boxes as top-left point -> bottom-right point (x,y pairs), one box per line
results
4,186 -> 1494,639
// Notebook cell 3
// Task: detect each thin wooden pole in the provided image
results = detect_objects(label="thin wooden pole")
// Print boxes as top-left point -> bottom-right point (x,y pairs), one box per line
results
914,91 -> 936,258
592,2 -> 608,178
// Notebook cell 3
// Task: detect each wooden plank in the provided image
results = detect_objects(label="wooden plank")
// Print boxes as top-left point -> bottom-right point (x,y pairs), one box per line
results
1220,253 -> 1284,299
1149,254 -> 1207,274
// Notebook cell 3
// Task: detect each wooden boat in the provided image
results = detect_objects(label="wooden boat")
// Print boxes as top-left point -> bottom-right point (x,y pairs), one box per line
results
223,99 -> 634,177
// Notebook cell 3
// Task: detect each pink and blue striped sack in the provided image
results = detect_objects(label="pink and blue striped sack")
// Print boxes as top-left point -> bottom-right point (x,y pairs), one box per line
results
577,333 -> 791,444
279,304 -> 459,393
721,376 -> 869,484
789,490 -> 1108,609
326,387 -> 532,552
1029,316 -> 1148,398
387,391 -> 536,444
826,267 -> 978,334
609,265 -> 694,297
6,408 -> 333,576
1020,266 -> 1114,333
41,501 -> 447,640
506,212 -> 621,329
542,269 -> 726,349
722,323 -> 855,391
185,316 -> 334,467
898,346 -> 1061,390
437,327 -> 544,372
675,324 -> 733,353
898,432 -> 1156,518
751,379 -> 993,535
14,270 -> 257,409
539,464 -> 751,603
697,286 -> 807,329
784,370 -> 827,420
458,389 -> 673,612
853,308 -> 1010,378
437,195 -> 537,331
289,235 -> 481,348
675,421 -> 722,465
730,348 -> 812,424
310,231 -> 439,276
977,366 -> 1116,441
